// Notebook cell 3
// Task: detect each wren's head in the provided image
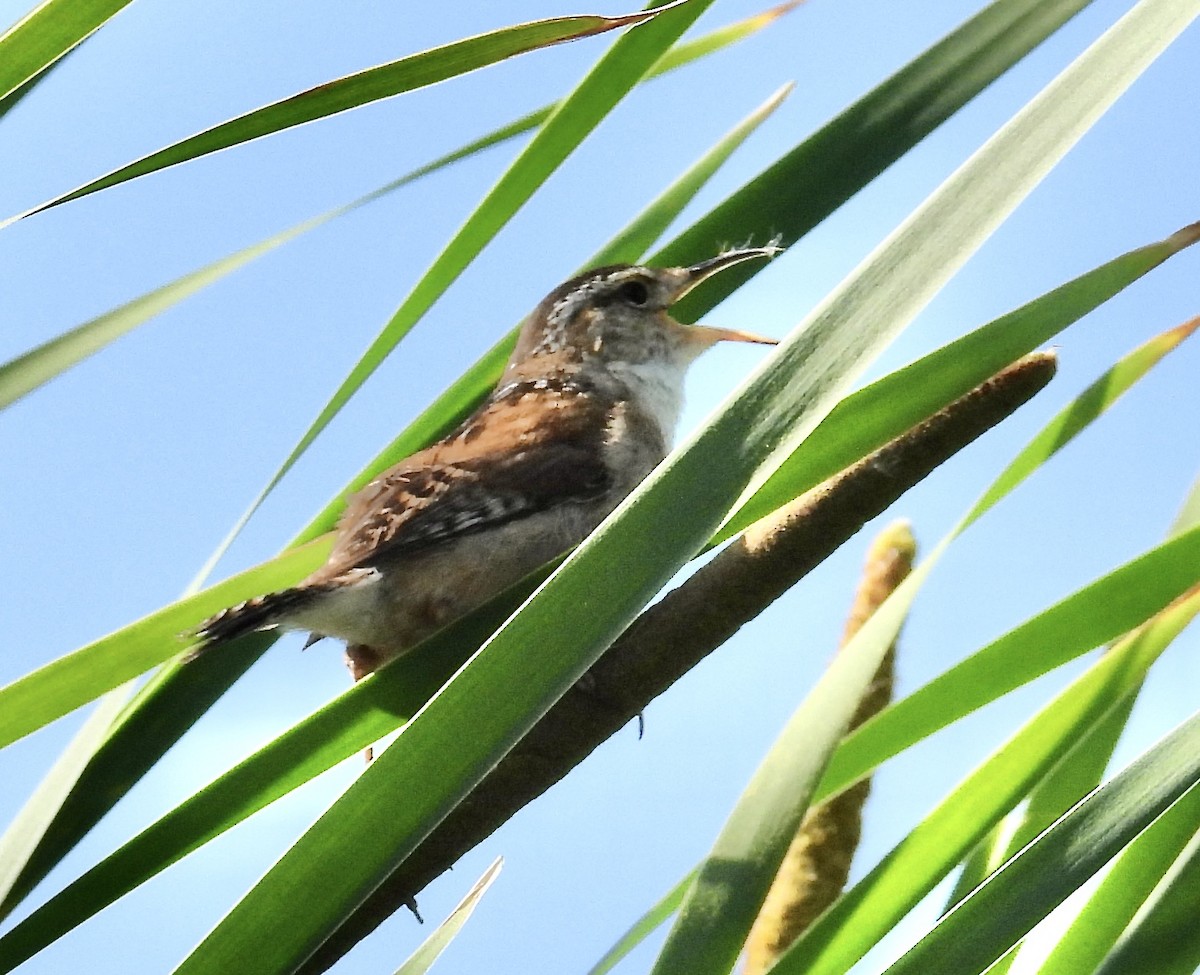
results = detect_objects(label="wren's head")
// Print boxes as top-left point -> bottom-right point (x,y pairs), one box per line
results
504,247 -> 780,435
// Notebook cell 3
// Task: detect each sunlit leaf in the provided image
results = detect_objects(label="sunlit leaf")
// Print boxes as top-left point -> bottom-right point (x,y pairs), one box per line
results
0,0 -> 130,102
881,712 -> 1200,975
392,858 -> 502,975
3,2 -> 692,222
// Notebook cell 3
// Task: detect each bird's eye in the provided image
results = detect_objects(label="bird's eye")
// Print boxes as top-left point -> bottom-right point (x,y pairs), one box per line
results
617,280 -> 650,306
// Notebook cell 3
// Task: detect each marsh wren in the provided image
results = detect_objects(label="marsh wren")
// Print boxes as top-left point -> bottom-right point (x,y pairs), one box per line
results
197,247 -> 779,679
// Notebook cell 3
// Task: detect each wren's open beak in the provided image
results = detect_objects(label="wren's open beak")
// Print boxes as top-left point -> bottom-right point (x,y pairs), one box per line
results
673,245 -> 781,347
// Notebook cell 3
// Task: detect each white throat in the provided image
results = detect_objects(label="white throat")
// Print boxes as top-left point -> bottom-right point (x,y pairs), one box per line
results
604,355 -> 691,443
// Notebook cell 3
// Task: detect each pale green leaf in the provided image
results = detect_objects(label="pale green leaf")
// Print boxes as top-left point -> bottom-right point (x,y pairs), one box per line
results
3,2 -> 691,223
880,713 -> 1200,975
0,541 -> 327,753
0,4 -> 792,413
1029,776 -> 1200,974
649,571 -> 916,975
393,858 -> 502,975
586,871 -> 695,975
768,586 -> 1200,975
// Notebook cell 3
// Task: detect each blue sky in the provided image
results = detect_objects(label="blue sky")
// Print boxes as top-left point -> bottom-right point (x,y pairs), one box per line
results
1,1 -> 1198,973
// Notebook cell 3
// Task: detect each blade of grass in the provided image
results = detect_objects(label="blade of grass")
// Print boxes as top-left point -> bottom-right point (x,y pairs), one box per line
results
0,219 -> 344,411
1092,806 -> 1200,975
948,474 -> 1200,921
880,713 -> 1200,975
768,584 -> 1200,975
0,576 -> 537,970
950,697 -> 1139,916
0,540 -> 327,752
819,318 -> 1200,800
1028,772 -> 1200,974
586,870 -> 697,975
0,0 -> 131,102
2,2 -> 690,224
0,684 -> 134,906
818,531 -> 1200,800
0,43 -> 73,121
392,858 -> 502,975
168,1 -> 1200,970
1012,480 -> 1200,975
652,0 -> 1099,318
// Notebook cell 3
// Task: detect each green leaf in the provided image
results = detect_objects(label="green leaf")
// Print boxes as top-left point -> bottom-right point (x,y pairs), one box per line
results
649,569 -> 916,975
0,222 -> 337,411
586,871 -> 695,975
768,584 -> 1200,975
819,319 -> 1200,802
948,698 -> 1139,913
167,0 -> 1195,968
0,0 -> 132,102
0,46 -> 70,121
1091,803 -> 1200,975
392,858 -> 501,975
4,3 -> 690,222
719,235 -> 1200,543
0,4 -> 795,413
821,523 -> 1200,804
1025,761 -> 1200,974
0,541 -> 327,753
0,684 -> 134,907
879,712 -> 1200,975
948,469 -> 1200,916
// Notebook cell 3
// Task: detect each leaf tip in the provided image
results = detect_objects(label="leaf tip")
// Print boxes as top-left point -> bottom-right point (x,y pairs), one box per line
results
1167,219 -> 1200,250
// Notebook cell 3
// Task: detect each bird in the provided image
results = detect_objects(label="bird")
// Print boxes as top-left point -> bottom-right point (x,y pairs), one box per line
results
194,246 -> 779,681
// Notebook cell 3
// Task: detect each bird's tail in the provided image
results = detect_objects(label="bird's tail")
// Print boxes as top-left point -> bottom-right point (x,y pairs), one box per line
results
188,588 -> 310,658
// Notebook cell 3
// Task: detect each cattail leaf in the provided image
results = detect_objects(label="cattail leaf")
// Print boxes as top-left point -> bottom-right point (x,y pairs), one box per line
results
878,711 -> 1200,975
2,2 -> 694,224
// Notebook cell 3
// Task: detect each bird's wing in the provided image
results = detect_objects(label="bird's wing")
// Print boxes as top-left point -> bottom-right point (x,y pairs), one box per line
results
317,377 -> 613,579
